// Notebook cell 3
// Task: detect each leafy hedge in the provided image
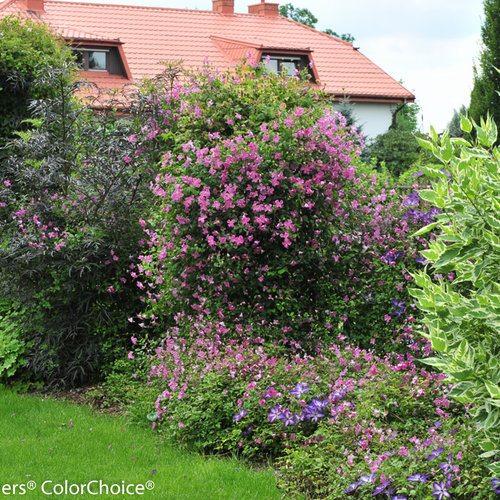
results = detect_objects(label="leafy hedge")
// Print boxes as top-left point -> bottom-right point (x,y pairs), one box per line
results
411,115 -> 500,475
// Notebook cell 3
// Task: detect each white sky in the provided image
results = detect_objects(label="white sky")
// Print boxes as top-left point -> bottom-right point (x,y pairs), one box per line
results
78,0 -> 485,133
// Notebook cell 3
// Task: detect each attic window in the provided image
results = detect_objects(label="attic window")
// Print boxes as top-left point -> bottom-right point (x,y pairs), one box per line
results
261,53 -> 314,81
73,48 -> 109,72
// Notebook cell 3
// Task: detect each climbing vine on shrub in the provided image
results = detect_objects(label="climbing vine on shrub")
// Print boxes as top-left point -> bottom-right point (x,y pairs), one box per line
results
131,62 -> 433,351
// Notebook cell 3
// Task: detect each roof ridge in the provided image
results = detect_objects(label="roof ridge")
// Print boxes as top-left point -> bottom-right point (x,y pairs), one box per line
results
279,15 -> 354,47
210,35 -> 258,48
0,0 -> 23,11
42,0 -> 270,16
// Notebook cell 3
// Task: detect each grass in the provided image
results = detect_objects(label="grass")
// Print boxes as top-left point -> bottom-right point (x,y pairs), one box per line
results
0,386 -> 281,499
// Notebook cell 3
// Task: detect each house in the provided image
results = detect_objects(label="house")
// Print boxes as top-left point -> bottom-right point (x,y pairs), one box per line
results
0,0 -> 415,138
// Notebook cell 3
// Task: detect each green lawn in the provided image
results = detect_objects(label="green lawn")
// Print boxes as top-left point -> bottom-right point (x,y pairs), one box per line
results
0,387 -> 281,499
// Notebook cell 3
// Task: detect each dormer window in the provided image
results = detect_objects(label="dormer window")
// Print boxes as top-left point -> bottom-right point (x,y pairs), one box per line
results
73,48 -> 109,71
261,53 -> 315,81
88,50 -> 107,71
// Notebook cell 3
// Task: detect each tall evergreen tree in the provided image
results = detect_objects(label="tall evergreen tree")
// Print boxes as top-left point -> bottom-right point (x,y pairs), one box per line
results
469,0 -> 500,125
447,105 -> 469,137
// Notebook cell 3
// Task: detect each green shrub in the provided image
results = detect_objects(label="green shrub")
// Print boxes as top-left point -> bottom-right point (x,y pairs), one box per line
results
144,328 -> 494,498
410,115 -> 500,475
0,16 -> 72,147
365,128 -> 421,176
0,299 -> 26,380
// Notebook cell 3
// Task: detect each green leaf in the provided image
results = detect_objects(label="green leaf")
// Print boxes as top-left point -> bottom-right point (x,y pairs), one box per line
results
448,381 -> 476,402
486,462 -> 500,475
415,136 -> 435,151
482,409 -> 500,430
476,125 -> 494,148
460,114 -> 472,133
448,369 -> 474,381
450,137 -> 471,147
430,125 -> 438,143
420,357 -> 449,371
485,381 -> 500,399
433,245 -> 461,268
418,189 -> 444,208
430,336 -> 448,352
411,222 -> 438,237
479,450 -> 498,458
439,138 -> 453,162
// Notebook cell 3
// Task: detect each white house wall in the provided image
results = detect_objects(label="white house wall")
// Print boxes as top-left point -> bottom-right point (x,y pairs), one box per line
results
332,102 -> 395,140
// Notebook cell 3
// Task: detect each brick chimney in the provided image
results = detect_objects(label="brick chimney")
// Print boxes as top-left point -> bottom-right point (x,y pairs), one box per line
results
25,0 -> 44,11
248,0 -> 279,17
212,0 -> 234,14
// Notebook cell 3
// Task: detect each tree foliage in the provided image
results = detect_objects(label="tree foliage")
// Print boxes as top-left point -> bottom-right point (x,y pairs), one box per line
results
365,129 -> 421,176
447,105 -> 469,137
323,28 -> 355,44
469,0 -> 500,125
278,2 -> 317,28
395,102 -> 420,133
0,16 -> 72,148
279,3 -> 355,43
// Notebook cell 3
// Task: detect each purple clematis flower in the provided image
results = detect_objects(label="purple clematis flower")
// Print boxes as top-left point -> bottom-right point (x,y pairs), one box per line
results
391,299 -> 406,317
407,473 -> 429,482
267,405 -> 283,423
330,390 -> 347,403
344,481 -> 361,494
241,424 -> 254,435
491,478 -> 500,494
359,474 -> 376,485
345,473 -> 375,495
309,398 -> 329,409
372,480 -> 390,496
402,191 -> 420,206
438,453 -> 454,473
233,409 -> 248,422
302,405 -> 325,423
431,480 -> 451,500
290,382 -> 309,398
279,409 -> 299,427
427,447 -> 444,461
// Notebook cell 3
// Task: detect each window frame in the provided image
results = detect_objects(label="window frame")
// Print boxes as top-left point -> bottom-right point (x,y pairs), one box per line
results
260,51 -> 316,82
72,48 -> 110,72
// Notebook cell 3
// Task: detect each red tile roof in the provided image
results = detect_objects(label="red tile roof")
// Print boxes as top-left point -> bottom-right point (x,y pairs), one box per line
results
0,0 -> 414,102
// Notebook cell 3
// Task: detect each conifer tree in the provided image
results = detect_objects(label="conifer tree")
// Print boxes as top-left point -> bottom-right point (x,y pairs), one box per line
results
469,0 -> 500,124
